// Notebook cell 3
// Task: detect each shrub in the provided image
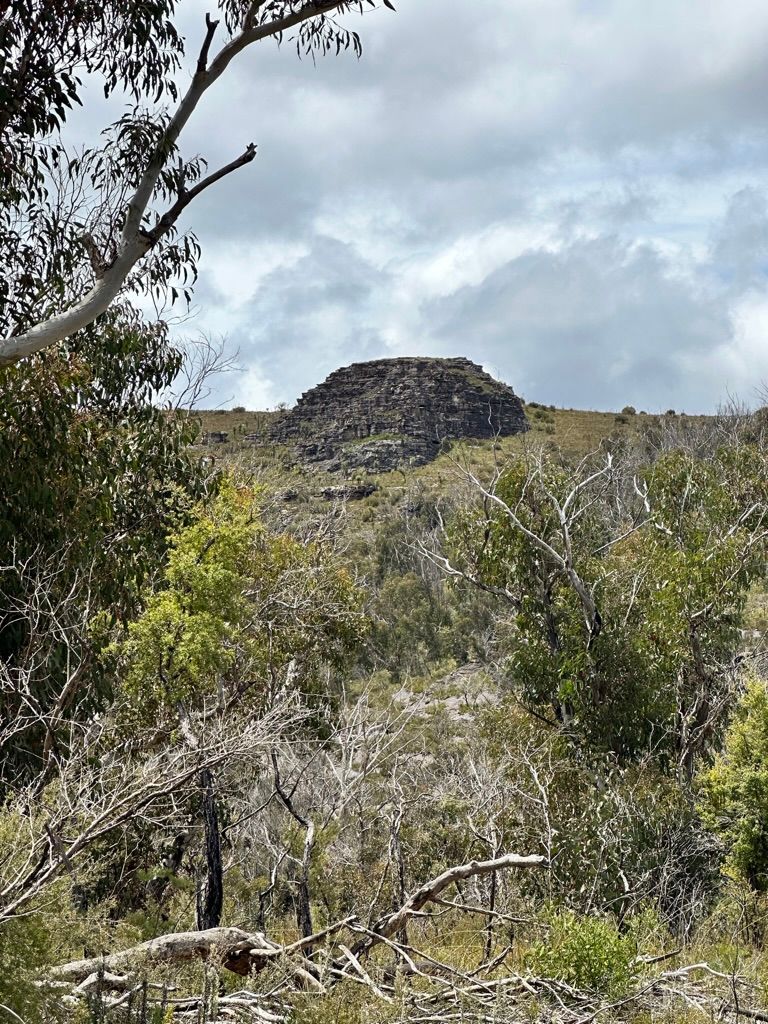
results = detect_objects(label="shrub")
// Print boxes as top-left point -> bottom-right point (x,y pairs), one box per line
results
621,405 -> 636,415
525,910 -> 636,996
232,405 -> 246,413
699,678 -> 768,892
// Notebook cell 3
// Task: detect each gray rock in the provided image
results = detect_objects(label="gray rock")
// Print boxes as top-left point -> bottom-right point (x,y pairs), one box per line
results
271,356 -> 528,472
320,483 -> 378,501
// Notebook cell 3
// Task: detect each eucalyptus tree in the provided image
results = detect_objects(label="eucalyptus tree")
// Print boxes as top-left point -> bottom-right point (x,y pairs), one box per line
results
428,443 -> 768,771
0,0 -> 393,365
0,0 -> 393,775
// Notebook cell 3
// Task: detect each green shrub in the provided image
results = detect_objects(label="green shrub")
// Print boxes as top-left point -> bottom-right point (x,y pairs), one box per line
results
699,678 -> 768,892
0,914 -> 53,1021
525,910 -> 636,996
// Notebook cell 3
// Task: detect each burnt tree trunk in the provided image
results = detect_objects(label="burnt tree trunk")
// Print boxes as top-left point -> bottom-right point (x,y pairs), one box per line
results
196,769 -> 223,930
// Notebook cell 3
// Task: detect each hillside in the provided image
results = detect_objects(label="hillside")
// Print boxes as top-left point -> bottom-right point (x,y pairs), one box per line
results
8,353 -> 768,1024
195,401 -> 711,472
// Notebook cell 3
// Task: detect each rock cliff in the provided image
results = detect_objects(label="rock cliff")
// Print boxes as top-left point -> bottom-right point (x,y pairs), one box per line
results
270,356 -> 528,472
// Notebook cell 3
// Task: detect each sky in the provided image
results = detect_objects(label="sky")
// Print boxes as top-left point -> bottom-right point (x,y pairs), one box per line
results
77,1 -> 768,412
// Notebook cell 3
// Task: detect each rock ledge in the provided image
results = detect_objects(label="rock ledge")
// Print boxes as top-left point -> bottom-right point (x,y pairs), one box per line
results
270,356 -> 528,472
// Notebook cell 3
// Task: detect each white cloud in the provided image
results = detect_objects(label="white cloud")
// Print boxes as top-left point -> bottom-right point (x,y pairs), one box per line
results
201,240 -> 310,309
114,0 -> 768,412
237,363 -> 280,410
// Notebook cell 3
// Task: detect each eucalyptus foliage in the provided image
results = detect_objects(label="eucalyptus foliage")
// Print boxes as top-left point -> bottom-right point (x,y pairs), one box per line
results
116,479 -> 366,722
446,444 -> 768,764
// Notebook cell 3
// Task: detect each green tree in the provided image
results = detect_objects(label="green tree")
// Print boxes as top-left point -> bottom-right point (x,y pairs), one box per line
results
116,477 -> 366,723
0,309 -> 208,778
0,1 -> 392,365
441,444 -> 768,767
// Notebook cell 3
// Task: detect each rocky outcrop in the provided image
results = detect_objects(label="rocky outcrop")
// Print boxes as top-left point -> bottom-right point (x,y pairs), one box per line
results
201,430 -> 229,445
271,357 -> 528,472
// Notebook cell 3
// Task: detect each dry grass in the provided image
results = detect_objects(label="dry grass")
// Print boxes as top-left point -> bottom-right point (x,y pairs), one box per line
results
189,405 -> 716,522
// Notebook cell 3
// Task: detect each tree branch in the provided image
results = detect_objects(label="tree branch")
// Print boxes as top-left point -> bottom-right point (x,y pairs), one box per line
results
144,144 -> 257,245
0,1 -> 352,365
347,851 -> 546,962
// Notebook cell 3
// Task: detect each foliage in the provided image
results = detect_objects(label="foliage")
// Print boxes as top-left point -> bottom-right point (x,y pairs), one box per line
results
116,478 -> 366,721
446,444 -> 768,763
525,910 -> 637,996
699,678 -> 768,892
1,1 -> 390,365
0,1 -> 183,338
0,912 -> 54,1021
0,308 -> 208,777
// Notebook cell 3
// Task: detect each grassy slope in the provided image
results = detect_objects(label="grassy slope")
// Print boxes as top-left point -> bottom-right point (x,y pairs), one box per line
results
195,403 -> 710,482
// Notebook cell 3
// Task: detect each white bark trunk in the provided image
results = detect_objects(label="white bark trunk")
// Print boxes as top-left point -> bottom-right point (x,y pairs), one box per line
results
0,1 -> 348,367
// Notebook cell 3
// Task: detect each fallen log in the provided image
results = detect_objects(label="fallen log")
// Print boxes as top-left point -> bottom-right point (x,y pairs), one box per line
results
48,853 -> 545,1000
49,914 -> 359,985
50,927 -> 282,982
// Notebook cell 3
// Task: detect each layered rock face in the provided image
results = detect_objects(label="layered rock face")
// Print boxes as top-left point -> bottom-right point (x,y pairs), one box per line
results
270,357 -> 528,472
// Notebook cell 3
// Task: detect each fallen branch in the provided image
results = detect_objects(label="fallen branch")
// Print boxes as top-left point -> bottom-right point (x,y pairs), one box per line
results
348,851 -> 546,962
50,913 -> 358,986
50,927 -> 282,983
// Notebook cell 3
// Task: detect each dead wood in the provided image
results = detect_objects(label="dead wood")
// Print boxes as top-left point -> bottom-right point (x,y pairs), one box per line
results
348,851 -> 546,962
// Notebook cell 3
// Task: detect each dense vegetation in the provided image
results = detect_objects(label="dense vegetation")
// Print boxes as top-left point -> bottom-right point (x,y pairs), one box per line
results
4,3 -> 768,1022
4,356 -> 768,1023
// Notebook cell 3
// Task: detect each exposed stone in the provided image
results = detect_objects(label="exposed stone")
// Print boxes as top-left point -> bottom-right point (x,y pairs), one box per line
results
271,357 -> 528,472
320,483 -> 379,502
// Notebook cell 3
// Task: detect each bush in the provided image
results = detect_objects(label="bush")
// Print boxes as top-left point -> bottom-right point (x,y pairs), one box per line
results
525,910 -> 636,996
232,405 -> 246,413
621,405 -> 636,415
699,678 -> 768,892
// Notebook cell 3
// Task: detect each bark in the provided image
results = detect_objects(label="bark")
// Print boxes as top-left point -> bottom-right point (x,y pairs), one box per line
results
389,805 -> 408,946
51,915 -> 357,985
50,927 -> 282,982
196,768 -> 223,930
271,749 -> 315,953
349,852 -> 546,962
295,819 -> 316,948
484,860 -> 498,961
0,2 -> 350,366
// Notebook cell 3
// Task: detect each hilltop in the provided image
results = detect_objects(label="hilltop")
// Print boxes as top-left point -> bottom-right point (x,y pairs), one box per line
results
197,399 -> 705,466
268,356 -> 528,472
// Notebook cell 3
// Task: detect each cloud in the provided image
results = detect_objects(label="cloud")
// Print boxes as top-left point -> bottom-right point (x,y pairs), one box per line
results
710,187 -> 768,291
67,0 -> 768,412
426,234 -> 732,411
